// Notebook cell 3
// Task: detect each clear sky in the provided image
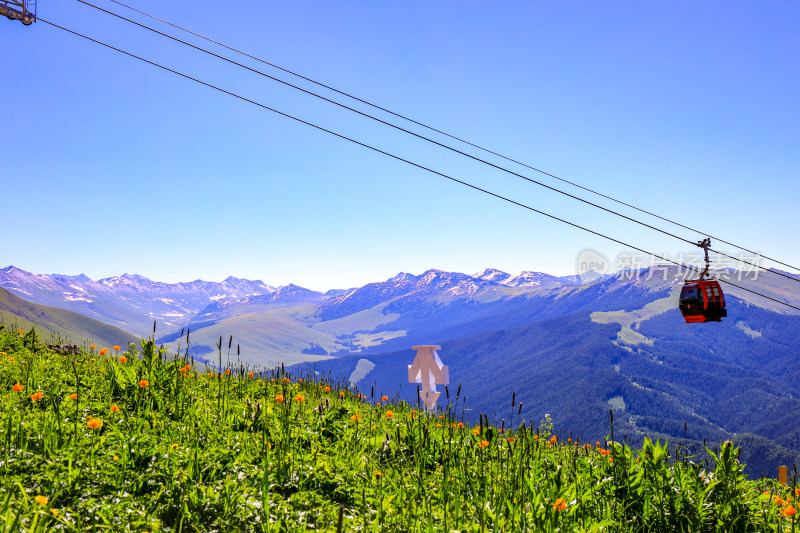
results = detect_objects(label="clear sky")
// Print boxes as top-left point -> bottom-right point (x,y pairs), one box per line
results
2,0 -> 798,291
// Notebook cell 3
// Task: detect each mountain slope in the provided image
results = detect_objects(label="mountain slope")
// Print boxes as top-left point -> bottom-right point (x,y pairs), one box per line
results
0,287 -> 138,349
300,294 -> 800,476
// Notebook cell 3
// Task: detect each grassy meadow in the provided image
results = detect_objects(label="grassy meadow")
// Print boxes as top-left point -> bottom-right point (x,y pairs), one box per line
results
0,324 -> 798,532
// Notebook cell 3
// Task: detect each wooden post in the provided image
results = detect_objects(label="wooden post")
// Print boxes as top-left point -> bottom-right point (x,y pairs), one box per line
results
779,465 -> 788,486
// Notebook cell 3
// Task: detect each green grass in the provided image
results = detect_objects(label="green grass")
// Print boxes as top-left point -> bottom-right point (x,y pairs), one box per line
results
0,324 -> 798,532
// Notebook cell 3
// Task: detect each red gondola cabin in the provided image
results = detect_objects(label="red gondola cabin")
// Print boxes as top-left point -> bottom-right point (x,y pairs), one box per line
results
679,279 -> 727,323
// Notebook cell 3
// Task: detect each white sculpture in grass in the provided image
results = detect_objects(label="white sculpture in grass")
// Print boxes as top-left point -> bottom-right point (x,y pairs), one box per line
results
408,345 -> 449,412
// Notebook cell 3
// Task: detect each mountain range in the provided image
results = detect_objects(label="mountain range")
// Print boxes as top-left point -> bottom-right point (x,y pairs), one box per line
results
1,263 -> 799,476
0,265 -> 587,364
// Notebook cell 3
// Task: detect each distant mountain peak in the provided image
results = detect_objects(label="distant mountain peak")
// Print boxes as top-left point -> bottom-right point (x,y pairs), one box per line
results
390,272 -> 414,283
51,273 -> 92,283
420,269 -> 446,282
277,283 -> 318,296
475,268 -> 511,282
99,272 -> 154,284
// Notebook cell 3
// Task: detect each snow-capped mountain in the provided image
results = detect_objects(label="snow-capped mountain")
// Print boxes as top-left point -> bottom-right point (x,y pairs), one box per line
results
0,266 -> 276,335
319,268 -> 579,321
6,264 -> 795,363
0,264 -> 584,340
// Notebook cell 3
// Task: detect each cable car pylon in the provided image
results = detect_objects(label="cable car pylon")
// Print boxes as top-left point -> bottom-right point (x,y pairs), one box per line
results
679,238 -> 728,323
1,0 -> 36,25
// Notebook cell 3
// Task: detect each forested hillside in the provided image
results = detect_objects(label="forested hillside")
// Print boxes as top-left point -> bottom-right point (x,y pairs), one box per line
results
301,296 -> 800,477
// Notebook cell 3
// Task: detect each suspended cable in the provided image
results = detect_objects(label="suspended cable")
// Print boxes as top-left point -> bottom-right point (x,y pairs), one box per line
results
105,0 -> 800,275
72,0 -> 800,286
38,18 -> 800,313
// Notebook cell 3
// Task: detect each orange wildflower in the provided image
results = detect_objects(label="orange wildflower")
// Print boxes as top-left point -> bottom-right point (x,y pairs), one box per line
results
34,495 -> 48,505
381,395 -> 388,402
479,440 -> 489,447
119,356 -> 127,363
552,498 -> 567,511
110,404 -> 120,412
113,345 -> 121,351
87,418 -> 103,430
783,506 -> 797,517
350,414 -> 362,422
248,372 -> 254,378
295,394 -> 304,402
385,411 -> 394,418
99,348 -> 108,356
473,427 -> 480,436
339,391 -> 345,397
17,329 -> 24,335
139,379 -> 149,388
534,435 -> 539,440
225,369 -> 231,375
275,394 -> 284,403
507,437 -> 516,443
325,386 -> 331,392
12,383 -> 23,392
30,392 -> 43,401
457,422 -> 464,428
89,344 -> 95,350
550,435 -> 557,443
70,393 -> 78,400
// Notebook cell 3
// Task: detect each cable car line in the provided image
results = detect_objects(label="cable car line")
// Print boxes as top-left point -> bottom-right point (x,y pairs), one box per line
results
96,0 -> 800,276
37,18 -> 800,314
67,0 -> 800,286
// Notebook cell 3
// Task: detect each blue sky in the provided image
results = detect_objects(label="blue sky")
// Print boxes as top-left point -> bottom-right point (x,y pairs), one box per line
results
2,1 -> 798,290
